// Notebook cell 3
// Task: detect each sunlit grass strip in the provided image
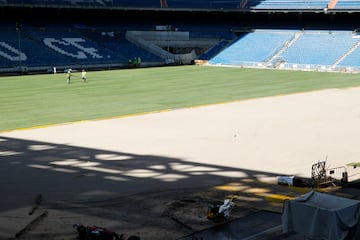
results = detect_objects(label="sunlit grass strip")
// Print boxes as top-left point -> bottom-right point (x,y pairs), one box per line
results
0,65 -> 359,131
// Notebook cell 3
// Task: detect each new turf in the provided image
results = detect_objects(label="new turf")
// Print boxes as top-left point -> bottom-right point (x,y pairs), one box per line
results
0,65 -> 359,131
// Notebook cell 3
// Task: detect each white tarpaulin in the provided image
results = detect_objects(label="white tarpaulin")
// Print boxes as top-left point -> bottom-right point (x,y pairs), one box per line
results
282,191 -> 360,240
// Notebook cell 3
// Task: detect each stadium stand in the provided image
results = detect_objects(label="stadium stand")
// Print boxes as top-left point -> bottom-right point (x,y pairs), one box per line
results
281,30 -> 358,65
337,41 -> 360,67
1,0 -> 360,73
111,0 -> 158,8
0,0 -> 241,9
198,39 -> 232,60
0,31 -> 22,69
244,0 -> 330,10
1,0 -> 360,10
206,29 -> 360,71
333,0 -> 360,9
0,0 -> 240,9
165,0 -> 242,9
190,29 -> 237,60
0,23 -> 166,72
0,0 -> 113,7
208,30 -> 295,65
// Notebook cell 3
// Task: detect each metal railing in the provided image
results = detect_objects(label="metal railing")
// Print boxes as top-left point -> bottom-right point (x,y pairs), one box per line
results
311,161 -> 348,187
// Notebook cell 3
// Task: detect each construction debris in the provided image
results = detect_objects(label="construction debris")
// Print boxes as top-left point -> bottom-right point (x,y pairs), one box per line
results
28,194 -> 42,215
73,224 -> 125,240
207,198 -> 235,223
15,210 -> 48,239
312,160 -> 348,187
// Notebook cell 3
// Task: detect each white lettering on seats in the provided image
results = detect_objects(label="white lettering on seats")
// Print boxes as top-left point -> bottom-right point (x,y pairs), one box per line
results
0,42 -> 27,61
62,38 -> 103,59
43,38 -> 103,59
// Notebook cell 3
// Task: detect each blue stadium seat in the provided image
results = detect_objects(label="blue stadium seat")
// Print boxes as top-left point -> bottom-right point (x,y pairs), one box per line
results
2,0 -> 112,7
209,30 -> 295,65
207,29 -> 360,70
334,0 -> 360,9
281,31 -> 357,65
198,39 -> 231,60
245,0 -> 329,9
112,0 -> 158,8
0,27 -> 163,70
337,42 -> 360,67
4,0 -> 360,11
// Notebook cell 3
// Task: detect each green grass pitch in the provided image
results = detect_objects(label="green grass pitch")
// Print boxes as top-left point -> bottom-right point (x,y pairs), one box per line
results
0,65 -> 359,132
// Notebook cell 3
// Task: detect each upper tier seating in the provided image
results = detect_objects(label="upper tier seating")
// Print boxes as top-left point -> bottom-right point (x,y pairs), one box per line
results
7,0 -> 360,10
333,0 -> 360,9
244,0 -> 330,9
0,0 -> 238,9
165,0 -> 241,9
0,0 -> 113,7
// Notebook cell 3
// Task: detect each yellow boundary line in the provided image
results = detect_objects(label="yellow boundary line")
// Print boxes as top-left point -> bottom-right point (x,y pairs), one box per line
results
0,95 -> 266,133
0,108 -> 172,134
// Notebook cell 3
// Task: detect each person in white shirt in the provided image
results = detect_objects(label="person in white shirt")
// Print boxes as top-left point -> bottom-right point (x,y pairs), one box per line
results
81,69 -> 87,83
67,69 -> 72,84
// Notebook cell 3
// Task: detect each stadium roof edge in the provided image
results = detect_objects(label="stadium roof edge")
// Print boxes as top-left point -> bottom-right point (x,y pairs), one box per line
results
0,4 -> 360,14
